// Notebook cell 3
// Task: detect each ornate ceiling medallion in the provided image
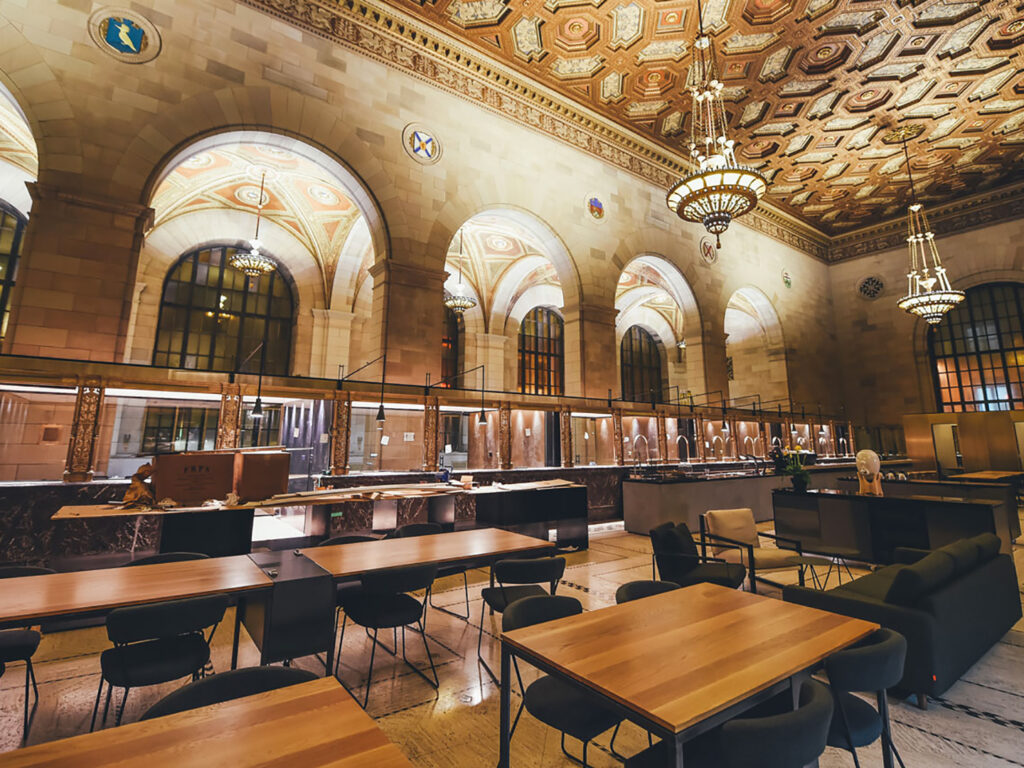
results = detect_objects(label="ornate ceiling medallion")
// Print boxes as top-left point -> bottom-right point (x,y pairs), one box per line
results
87,7 -> 161,64
666,0 -> 767,248
402,124 -> 443,165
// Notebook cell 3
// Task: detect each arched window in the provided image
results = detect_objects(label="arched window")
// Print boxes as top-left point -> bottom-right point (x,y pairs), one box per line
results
928,282 -> 1024,411
440,307 -> 460,387
0,201 -> 26,340
519,306 -> 564,395
621,325 -> 663,403
152,245 -> 295,375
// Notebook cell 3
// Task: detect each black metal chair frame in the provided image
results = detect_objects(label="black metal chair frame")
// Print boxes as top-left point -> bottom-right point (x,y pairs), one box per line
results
0,649 -> 39,745
393,524 -> 472,623
90,608 -> 224,730
336,568 -> 439,708
698,516 -> 804,594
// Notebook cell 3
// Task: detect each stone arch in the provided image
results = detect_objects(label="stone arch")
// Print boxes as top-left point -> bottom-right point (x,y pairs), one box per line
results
724,285 -> 789,407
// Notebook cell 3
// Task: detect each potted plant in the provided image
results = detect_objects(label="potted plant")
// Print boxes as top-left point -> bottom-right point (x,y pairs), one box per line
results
780,450 -> 811,492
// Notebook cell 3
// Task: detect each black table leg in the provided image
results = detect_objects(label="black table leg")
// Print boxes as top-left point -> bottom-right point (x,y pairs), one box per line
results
668,733 -> 684,767
232,597 -> 246,670
498,642 -> 511,767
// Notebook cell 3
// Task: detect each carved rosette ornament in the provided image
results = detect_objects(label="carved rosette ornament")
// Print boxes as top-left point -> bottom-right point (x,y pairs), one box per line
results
64,378 -> 104,482
499,402 -> 513,470
559,407 -> 574,468
656,413 -> 669,464
612,409 -> 625,466
423,396 -> 440,471
330,392 -> 352,475
215,383 -> 242,450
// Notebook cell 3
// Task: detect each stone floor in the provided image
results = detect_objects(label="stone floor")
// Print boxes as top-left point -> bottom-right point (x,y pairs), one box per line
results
1,526 -> 1022,766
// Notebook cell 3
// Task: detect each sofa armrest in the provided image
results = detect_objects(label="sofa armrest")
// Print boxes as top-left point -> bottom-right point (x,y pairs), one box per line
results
892,547 -> 931,565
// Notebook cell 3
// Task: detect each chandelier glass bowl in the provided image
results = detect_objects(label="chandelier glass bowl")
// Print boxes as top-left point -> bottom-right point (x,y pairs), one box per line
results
229,171 -> 277,279
443,227 -> 477,315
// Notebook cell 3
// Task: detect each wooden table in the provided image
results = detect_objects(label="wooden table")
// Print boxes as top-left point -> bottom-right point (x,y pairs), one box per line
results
498,583 -> 877,767
301,527 -> 554,578
0,556 -> 272,669
0,677 -> 412,767
951,471 -> 1023,481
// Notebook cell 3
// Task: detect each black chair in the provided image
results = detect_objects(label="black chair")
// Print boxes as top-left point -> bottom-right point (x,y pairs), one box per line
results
649,522 -> 746,589
140,666 -> 319,720
0,630 -> 41,744
90,593 -> 230,729
477,556 -> 566,683
394,523 -> 471,622
824,628 -> 908,768
0,565 -> 55,579
626,679 -> 833,768
121,552 -> 209,567
321,534 -> 381,547
338,563 -> 439,707
615,580 -> 680,604
504,595 -> 623,767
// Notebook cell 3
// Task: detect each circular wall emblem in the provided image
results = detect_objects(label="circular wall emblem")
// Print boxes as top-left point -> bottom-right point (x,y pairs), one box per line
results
402,124 -> 442,165
88,8 -> 161,64
699,237 -> 718,265
857,275 -> 885,300
782,269 -> 793,289
586,196 -> 605,220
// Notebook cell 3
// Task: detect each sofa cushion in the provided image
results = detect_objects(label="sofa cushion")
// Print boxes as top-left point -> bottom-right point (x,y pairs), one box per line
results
939,539 -> 979,575
970,533 -> 1001,562
837,565 -> 901,602
884,551 -> 955,606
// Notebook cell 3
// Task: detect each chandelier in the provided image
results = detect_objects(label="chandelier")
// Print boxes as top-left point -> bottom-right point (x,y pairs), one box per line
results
230,171 -> 277,278
666,0 -> 767,248
890,128 -> 964,325
443,227 -> 477,314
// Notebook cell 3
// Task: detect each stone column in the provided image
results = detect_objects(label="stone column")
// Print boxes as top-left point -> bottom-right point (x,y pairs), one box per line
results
559,407 -> 574,468
463,332 -> 509,390
612,408 -> 625,466
64,377 -> 104,482
309,308 -> 356,379
561,302 -> 618,398
498,401 -> 513,470
6,184 -> 152,361
330,392 -> 352,475
423,396 -> 440,471
656,413 -> 669,464
215,383 -> 242,450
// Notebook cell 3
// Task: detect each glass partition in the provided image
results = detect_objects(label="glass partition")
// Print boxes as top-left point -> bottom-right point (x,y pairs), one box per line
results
570,414 -> 613,466
0,384 -> 78,482
623,415 -> 659,463
349,402 -> 425,473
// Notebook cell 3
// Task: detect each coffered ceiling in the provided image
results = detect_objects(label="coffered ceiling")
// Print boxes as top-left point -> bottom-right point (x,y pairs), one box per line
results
383,0 -> 1024,235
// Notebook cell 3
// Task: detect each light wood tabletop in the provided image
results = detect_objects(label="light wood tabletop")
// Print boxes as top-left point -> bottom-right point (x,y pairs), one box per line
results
502,583 -> 877,734
952,471 -> 1023,481
0,677 -> 413,768
0,556 -> 272,625
301,527 -> 554,578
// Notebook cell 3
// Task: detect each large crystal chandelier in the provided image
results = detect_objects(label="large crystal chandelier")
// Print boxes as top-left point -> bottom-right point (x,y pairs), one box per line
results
443,227 -> 477,314
666,0 -> 767,248
230,171 -> 277,278
890,128 -> 964,325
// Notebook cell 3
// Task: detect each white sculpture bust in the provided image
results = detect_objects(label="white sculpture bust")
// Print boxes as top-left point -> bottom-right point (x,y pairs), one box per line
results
856,449 -> 883,496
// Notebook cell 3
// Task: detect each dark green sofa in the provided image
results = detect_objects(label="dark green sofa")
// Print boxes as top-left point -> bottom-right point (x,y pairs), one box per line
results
783,533 -> 1021,706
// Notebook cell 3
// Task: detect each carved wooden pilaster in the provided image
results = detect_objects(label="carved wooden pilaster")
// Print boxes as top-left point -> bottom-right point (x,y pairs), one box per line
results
215,383 -> 242,450
423,396 -> 440,471
330,392 -> 352,475
611,408 -> 625,466
656,413 -> 668,464
847,421 -> 857,455
694,415 -> 705,461
498,402 -> 513,470
559,407 -> 574,468
63,377 -> 104,482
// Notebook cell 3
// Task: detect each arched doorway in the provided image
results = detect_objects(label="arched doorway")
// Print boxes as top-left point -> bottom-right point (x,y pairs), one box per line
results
724,286 -> 788,407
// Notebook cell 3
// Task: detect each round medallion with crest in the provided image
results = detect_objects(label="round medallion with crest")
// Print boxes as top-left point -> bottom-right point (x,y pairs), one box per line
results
88,7 -> 161,63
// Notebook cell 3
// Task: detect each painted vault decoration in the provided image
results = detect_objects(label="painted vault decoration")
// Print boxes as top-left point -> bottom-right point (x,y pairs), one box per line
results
370,0 -> 1024,235
88,7 -> 161,64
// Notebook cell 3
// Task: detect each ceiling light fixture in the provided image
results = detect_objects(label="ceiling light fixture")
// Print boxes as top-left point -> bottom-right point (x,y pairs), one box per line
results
666,0 -> 767,248
230,171 -> 277,278
444,227 -> 477,315
889,127 -> 964,325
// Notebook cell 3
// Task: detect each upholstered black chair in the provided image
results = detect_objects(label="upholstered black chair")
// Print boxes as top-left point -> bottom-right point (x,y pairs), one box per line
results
338,563 -> 439,707
625,679 -> 833,768
824,628 -> 908,768
0,565 -> 55,579
477,556 -> 566,683
140,666 -> 319,720
504,595 -> 623,767
614,580 -> 681,604
0,629 -> 41,744
319,534 -> 380,630
121,552 -> 209,567
394,522 -> 471,622
649,522 -> 746,589
90,593 -> 230,729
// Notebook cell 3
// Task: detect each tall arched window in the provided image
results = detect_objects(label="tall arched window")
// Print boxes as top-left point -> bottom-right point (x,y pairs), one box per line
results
153,245 -> 295,375
928,282 -> 1024,411
621,325 -> 663,403
440,307 -> 460,387
519,306 -> 564,395
0,201 -> 26,340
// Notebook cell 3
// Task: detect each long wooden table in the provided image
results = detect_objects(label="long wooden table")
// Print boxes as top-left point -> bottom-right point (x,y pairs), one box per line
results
0,677 -> 412,767
498,583 -> 877,767
301,527 -> 554,578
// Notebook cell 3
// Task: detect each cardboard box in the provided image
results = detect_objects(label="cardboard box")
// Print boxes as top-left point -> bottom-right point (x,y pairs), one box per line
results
234,450 -> 290,503
151,452 -> 235,507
